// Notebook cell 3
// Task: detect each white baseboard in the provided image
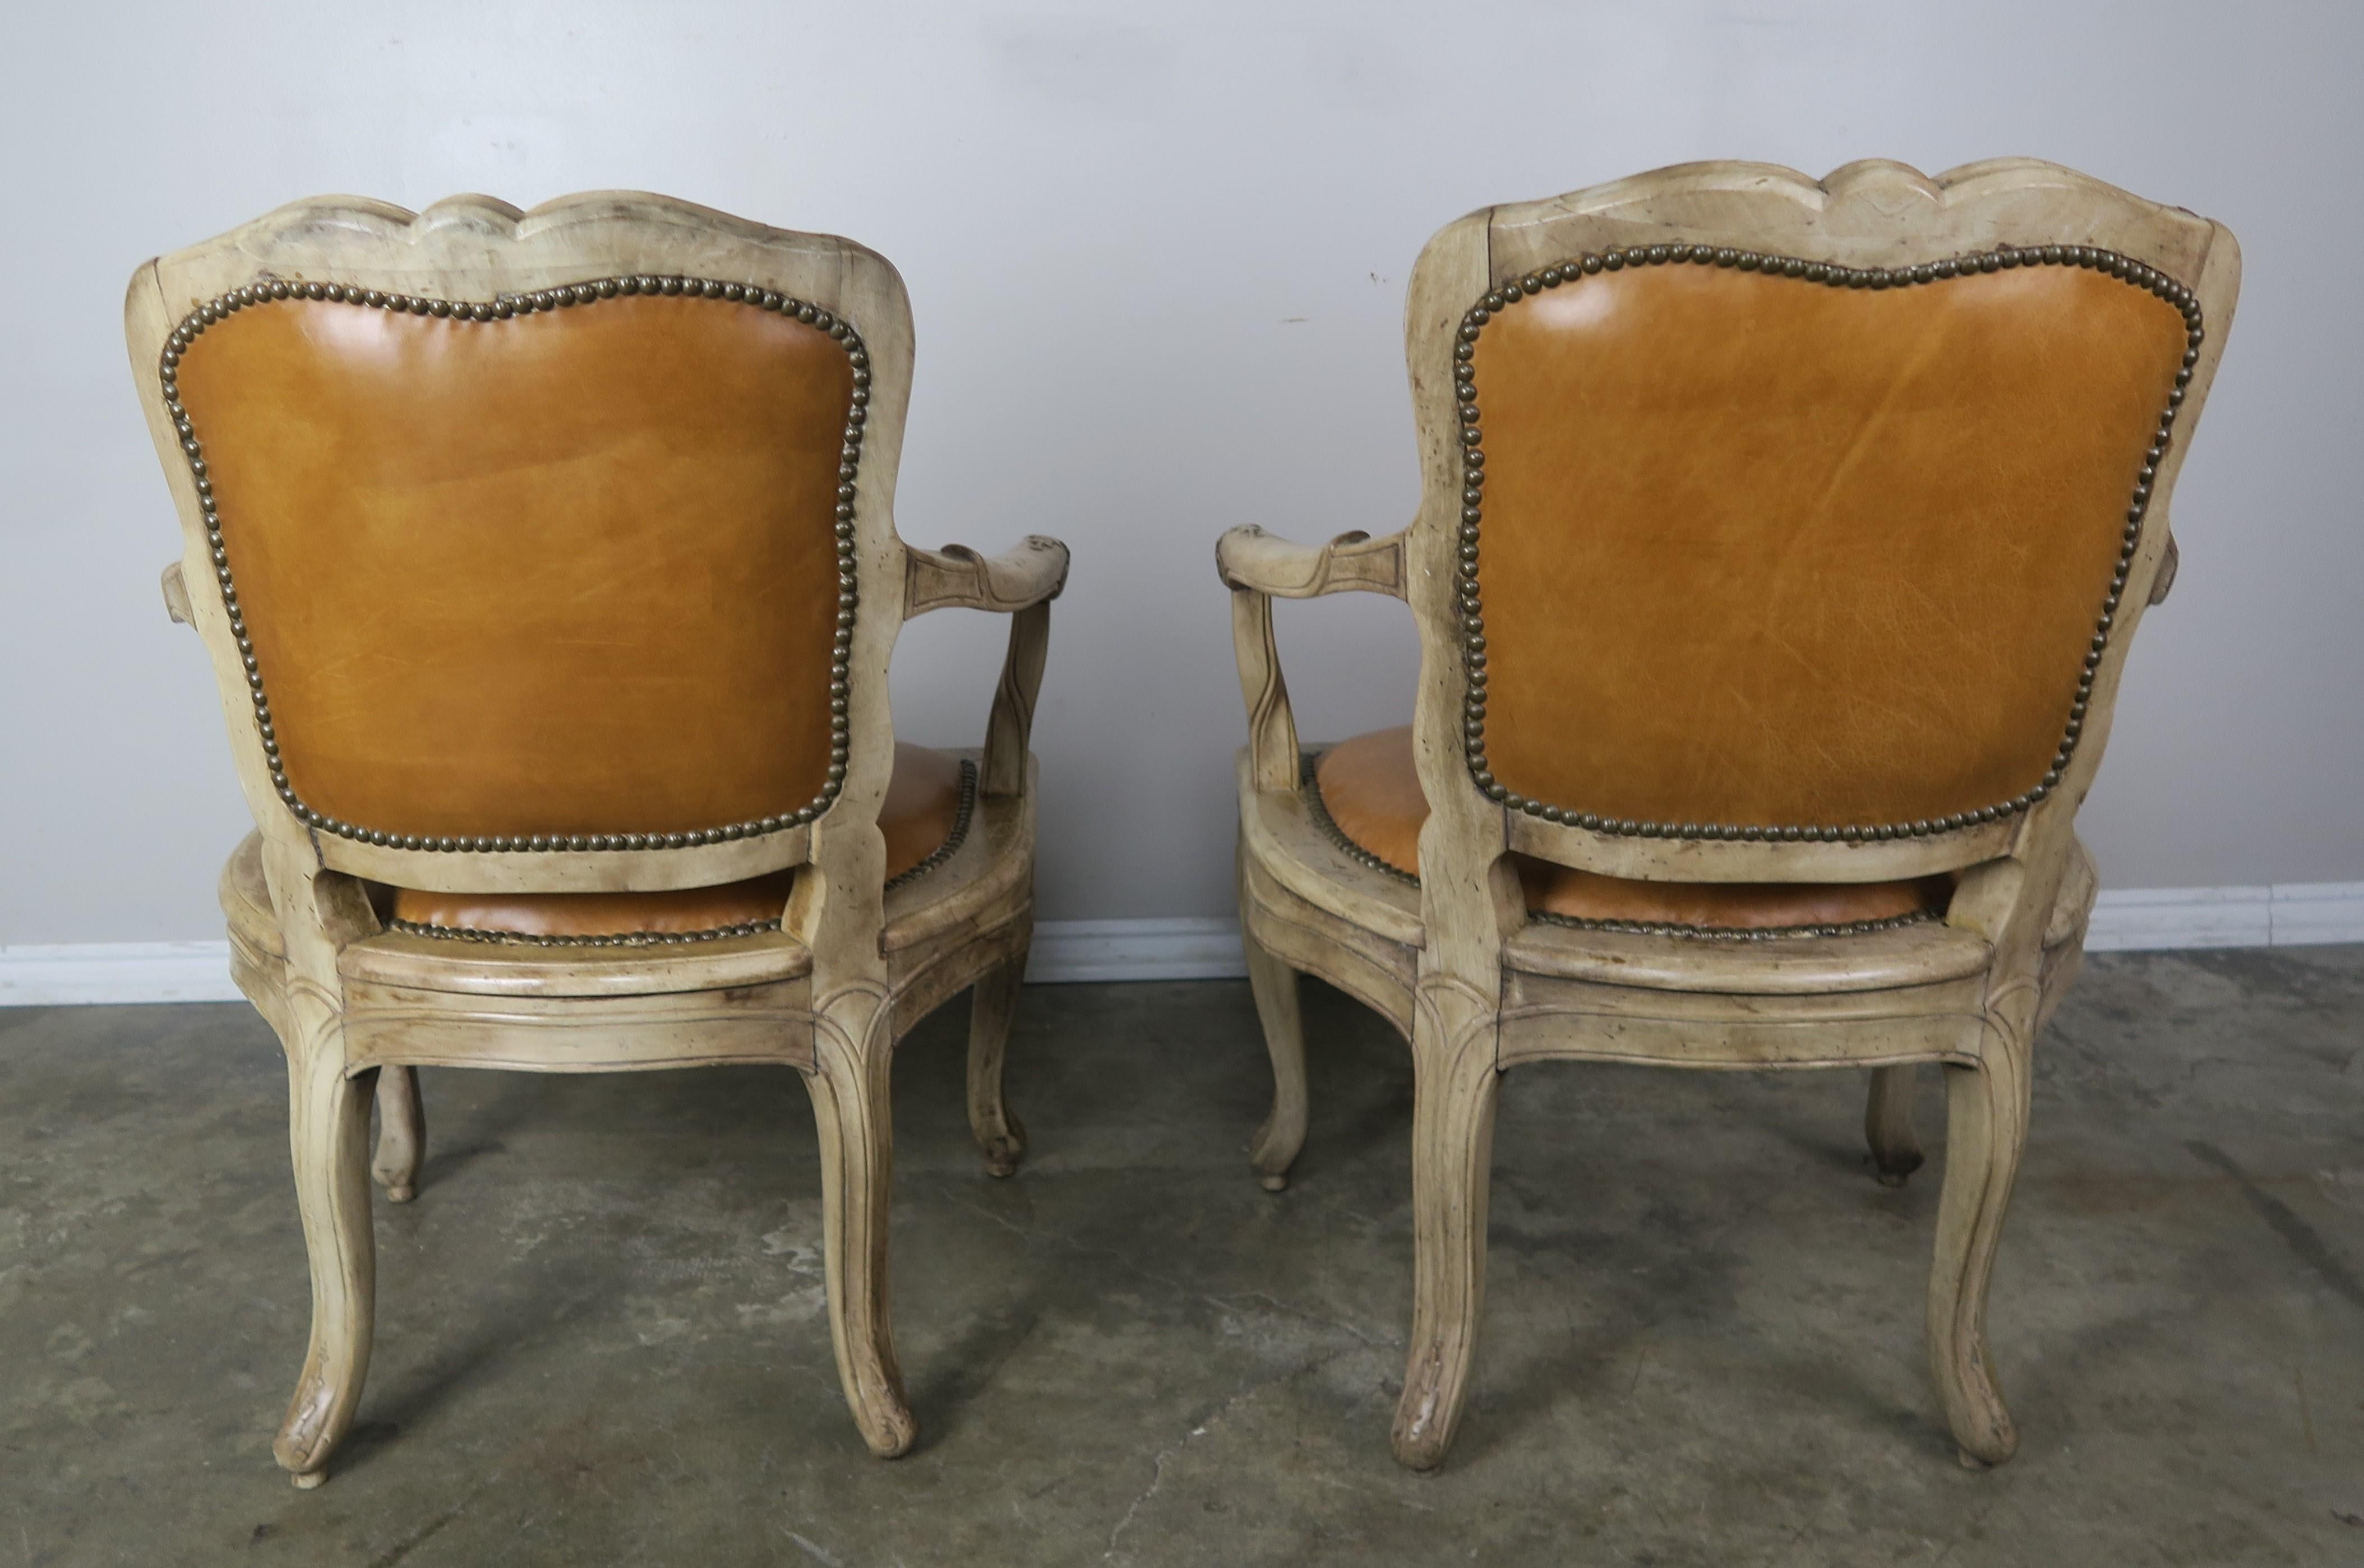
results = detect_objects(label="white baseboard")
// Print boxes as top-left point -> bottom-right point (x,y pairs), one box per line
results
6,885 -> 2363,1007
0,942 -> 247,1007
1024,917 -> 1249,983
2083,881 -> 2364,951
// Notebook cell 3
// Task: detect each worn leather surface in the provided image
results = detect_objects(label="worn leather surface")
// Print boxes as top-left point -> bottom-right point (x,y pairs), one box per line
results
383,744 -> 966,937
173,294 -> 852,837
1315,729 -> 1949,928
1470,263 -> 2187,827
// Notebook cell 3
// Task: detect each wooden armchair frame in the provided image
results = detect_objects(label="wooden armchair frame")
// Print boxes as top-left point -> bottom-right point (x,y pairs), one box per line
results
127,193 -> 1068,1485
1221,159 -> 2238,1470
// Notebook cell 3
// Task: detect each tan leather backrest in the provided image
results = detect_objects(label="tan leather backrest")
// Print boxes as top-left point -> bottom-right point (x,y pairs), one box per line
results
170,287 -> 856,847
1462,252 -> 2189,838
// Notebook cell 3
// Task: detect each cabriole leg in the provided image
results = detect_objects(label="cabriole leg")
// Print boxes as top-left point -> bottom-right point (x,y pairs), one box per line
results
966,954 -> 1028,1178
803,1005 -> 918,1458
275,1054 -> 378,1488
372,1065 -> 426,1202
1866,1064 -> 1924,1187
1389,992 -> 1502,1471
1243,926 -> 1308,1192
1928,1034 -> 2032,1467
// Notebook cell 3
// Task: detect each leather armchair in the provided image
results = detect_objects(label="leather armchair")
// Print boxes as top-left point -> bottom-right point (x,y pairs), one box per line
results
1221,158 -> 2238,1472
129,192 -> 1068,1486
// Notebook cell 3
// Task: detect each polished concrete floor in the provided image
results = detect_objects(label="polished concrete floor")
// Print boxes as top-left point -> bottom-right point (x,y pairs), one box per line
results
3,948 -> 2362,1566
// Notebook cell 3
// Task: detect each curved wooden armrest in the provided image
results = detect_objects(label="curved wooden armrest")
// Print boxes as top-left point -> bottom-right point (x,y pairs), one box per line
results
904,535 -> 1070,619
161,561 -> 192,625
1215,525 -> 1405,599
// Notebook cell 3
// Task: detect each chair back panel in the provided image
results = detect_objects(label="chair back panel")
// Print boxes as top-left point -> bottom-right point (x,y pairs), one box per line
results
172,290 -> 853,843
1467,256 -> 2188,835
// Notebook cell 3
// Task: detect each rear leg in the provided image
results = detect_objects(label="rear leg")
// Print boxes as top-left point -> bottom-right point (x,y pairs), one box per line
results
967,953 -> 1028,1178
1244,927 -> 1307,1192
372,1066 -> 425,1203
1866,1065 -> 1923,1187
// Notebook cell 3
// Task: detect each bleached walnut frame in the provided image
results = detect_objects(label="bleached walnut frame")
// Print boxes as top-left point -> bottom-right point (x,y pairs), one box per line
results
128,192 -> 1069,1487
1218,159 -> 2238,1471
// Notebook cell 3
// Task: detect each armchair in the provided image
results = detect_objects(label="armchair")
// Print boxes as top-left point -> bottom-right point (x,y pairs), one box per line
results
128,193 -> 1067,1485
1222,159 -> 2237,1470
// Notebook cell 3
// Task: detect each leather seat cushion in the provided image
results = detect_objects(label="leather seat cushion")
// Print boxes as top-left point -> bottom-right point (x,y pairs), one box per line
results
391,743 -> 967,939
1314,728 -> 1950,930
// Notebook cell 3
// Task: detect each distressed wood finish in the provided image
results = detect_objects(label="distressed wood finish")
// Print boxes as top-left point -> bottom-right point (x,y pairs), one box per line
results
131,193 -> 1066,1486
1220,159 -> 2238,1470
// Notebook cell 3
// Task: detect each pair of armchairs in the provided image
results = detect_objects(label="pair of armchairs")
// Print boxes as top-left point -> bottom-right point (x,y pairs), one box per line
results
130,159 -> 2235,1486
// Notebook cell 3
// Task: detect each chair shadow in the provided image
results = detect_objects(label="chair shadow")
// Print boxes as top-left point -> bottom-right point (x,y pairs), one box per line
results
341,1066 -> 818,1470
333,1260 -> 627,1477
904,1294 -> 1049,1454
1286,978 -> 1417,1185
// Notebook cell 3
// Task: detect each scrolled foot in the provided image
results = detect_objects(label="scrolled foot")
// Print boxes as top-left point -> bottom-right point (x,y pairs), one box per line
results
291,1469 -> 327,1490
1259,1172 -> 1288,1194
1950,1405 -> 2019,1468
862,1403 -> 921,1460
1391,1434 -> 1449,1473
385,1184 -> 415,1204
978,1113 -> 1026,1180
1874,1155 -> 1922,1189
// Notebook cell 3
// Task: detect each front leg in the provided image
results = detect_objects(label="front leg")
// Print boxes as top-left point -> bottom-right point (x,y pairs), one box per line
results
802,987 -> 918,1458
1928,993 -> 2037,1467
372,1066 -> 426,1202
275,1028 -> 377,1487
1389,977 -> 1503,1471
257,840 -> 382,1490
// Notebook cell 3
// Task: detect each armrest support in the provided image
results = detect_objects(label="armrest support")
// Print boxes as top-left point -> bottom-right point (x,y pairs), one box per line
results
902,535 -> 1069,798
1215,525 -> 1405,599
1230,589 -> 1299,792
981,601 -> 1050,798
904,535 -> 1070,619
161,561 -> 192,625
1216,526 -> 1406,792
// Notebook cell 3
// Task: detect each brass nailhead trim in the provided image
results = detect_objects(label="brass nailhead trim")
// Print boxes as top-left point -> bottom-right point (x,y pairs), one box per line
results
159,273 -> 872,853
1453,242 -> 2204,843
884,758 -> 978,892
393,761 -> 976,947
387,915 -> 782,949
1301,751 -> 1940,942
1300,751 -> 1419,889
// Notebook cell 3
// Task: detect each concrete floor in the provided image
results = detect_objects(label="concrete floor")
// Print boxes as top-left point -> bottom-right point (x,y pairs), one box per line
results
3,950 -> 2361,1566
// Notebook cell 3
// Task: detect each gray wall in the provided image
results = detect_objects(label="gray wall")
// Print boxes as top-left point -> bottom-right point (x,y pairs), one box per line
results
3,1 -> 2358,944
